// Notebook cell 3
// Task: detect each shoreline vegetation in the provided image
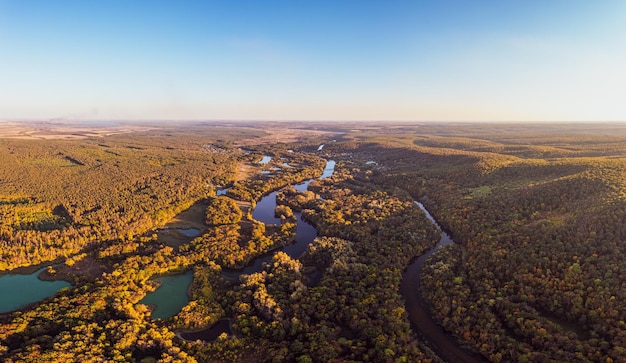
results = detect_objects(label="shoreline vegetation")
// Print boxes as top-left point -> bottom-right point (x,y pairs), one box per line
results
1,121 -> 626,362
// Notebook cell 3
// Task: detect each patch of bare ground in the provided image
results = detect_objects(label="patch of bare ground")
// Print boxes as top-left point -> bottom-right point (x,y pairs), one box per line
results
155,167 -> 253,248
165,200 -> 209,231
39,256 -> 107,284
0,121 -> 155,140
157,230 -> 194,248
235,200 -> 252,217
156,200 -> 210,247
236,162 -> 254,181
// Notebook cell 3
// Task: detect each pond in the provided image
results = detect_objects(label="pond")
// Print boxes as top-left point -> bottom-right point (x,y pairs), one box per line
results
139,270 -> 193,319
0,268 -> 71,314
177,228 -> 200,238
257,155 -> 272,164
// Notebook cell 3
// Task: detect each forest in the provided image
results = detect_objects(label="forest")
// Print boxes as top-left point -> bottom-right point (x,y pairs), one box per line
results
1,121 -> 626,362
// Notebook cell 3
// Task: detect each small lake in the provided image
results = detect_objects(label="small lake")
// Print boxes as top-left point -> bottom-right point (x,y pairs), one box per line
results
139,271 -> 193,319
0,268 -> 71,313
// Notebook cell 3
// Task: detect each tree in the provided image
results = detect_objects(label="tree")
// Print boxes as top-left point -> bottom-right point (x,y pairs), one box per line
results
205,196 -> 242,226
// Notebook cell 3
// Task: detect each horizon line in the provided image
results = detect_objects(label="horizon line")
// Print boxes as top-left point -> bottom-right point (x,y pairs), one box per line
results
2,119 -> 626,124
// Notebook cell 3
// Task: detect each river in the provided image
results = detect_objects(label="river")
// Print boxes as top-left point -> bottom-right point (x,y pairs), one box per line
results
226,160 -> 335,277
147,160 -> 334,323
185,160 -> 335,339
400,202 -> 487,363
160,158 -> 486,362
178,161 -> 484,362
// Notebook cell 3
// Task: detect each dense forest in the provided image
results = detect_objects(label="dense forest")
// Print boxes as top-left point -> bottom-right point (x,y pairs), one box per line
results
1,122 -> 626,362
328,123 -> 626,362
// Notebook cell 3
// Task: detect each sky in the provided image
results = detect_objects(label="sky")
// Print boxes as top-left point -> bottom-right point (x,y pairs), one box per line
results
1,0 -> 625,122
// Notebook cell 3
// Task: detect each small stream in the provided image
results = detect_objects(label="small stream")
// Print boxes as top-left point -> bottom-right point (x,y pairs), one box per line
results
400,202 -> 487,363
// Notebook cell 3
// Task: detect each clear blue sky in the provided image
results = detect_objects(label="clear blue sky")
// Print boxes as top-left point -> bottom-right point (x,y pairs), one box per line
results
1,0 -> 625,121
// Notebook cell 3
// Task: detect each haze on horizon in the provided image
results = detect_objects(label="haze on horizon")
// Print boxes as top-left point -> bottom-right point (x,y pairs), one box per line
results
1,0 -> 625,123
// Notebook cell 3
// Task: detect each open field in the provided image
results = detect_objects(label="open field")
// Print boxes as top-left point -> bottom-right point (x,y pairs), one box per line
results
0,120 -> 156,140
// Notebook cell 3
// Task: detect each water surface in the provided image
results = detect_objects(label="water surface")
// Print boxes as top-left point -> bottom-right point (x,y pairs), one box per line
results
258,156 -> 272,164
321,160 -> 335,179
0,268 -> 71,313
252,190 -> 282,225
178,228 -> 200,238
139,271 -> 193,319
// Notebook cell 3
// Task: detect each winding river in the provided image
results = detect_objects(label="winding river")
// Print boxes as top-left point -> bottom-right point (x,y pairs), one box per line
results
400,202 -> 487,363
181,160 -> 484,362
145,161 -> 335,323
228,159 -> 335,276
180,160 -> 335,340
